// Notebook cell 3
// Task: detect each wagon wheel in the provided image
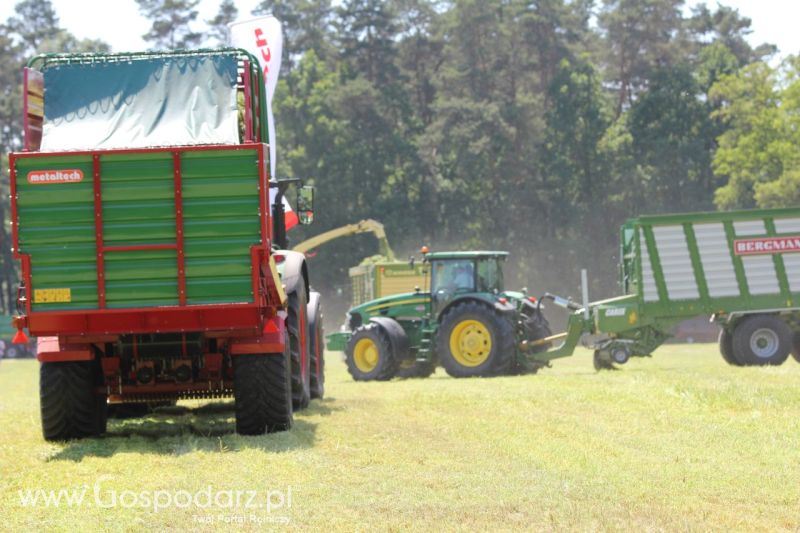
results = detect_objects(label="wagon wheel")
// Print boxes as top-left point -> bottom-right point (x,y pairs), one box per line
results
731,315 -> 791,366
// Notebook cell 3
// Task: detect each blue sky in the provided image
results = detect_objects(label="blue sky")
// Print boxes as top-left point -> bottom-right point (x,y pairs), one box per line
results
0,0 -> 797,58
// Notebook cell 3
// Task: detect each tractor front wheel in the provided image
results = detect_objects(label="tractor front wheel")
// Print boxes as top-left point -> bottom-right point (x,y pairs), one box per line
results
731,315 -> 791,366
345,324 -> 398,381
40,361 -> 107,441
437,302 -> 514,377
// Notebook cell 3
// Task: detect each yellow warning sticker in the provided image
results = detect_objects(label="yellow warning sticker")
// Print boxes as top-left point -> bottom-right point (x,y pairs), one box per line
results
34,288 -> 71,303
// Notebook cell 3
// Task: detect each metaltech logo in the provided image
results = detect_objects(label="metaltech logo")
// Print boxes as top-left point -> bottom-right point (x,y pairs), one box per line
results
27,169 -> 84,184
734,236 -> 800,255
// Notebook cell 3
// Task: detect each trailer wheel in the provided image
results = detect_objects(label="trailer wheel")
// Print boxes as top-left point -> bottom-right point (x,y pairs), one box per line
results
396,360 -> 436,378
791,332 -> 800,364
233,338 -> 293,435
592,351 -> 618,371
731,315 -> 792,366
288,283 -> 311,410
437,301 -> 514,377
40,361 -> 107,441
718,329 -> 742,366
345,324 -> 398,381
308,291 -> 325,399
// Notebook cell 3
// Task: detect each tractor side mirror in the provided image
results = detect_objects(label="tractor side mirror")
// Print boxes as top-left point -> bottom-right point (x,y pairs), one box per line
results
297,185 -> 314,225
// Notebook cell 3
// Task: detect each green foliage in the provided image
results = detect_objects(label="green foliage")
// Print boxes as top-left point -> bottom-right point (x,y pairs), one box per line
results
709,60 -> 800,209
0,0 -> 795,314
205,0 -> 238,46
136,0 -> 204,50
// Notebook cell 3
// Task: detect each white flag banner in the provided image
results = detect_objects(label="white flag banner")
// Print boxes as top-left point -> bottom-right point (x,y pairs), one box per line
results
229,15 -> 283,180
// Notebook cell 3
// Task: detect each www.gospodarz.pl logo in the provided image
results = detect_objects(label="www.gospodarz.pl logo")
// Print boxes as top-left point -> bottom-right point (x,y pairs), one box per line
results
17,476 -> 293,518
26,169 -> 84,185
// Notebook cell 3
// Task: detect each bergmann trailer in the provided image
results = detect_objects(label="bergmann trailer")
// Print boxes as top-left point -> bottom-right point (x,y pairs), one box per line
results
527,207 -> 800,369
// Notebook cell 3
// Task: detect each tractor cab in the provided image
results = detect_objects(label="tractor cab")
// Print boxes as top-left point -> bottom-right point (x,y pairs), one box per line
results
425,251 -> 508,315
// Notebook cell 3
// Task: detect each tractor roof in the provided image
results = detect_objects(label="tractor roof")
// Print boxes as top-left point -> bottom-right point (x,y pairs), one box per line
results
425,251 -> 508,260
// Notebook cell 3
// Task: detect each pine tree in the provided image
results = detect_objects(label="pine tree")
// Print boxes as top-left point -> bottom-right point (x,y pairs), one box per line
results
136,0 -> 204,50
206,0 -> 238,46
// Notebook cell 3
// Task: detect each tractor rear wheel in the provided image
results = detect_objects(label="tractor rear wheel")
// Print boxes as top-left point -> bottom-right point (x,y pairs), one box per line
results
288,282 -> 311,410
437,301 -> 514,377
40,361 -> 107,441
308,291 -> 325,399
731,315 -> 791,366
718,328 -> 742,366
345,324 -> 398,381
233,336 -> 293,435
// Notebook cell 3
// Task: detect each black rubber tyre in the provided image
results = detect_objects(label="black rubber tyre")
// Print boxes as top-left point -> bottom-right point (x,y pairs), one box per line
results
593,350 -> 617,371
308,291 -> 325,399
718,328 -> 742,366
396,360 -> 436,378
791,332 -> 800,364
288,282 -> 311,410
521,308 -> 553,353
233,334 -> 293,435
345,323 -> 398,381
731,314 -> 792,366
436,301 -> 515,378
40,361 -> 107,441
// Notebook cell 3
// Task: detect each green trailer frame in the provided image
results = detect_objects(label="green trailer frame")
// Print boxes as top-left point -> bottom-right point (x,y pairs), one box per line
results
530,207 -> 800,367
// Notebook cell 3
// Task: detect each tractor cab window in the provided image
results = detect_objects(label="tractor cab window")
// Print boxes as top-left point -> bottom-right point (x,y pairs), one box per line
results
476,258 -> 503,292
432,260 -> 475,294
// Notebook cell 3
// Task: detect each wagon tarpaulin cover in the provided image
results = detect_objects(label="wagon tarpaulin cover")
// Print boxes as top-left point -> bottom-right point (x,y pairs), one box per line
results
40,55 -> 240,151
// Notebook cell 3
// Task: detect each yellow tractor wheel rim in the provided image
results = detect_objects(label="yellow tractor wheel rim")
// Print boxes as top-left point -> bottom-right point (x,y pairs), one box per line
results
449,319 -> 492,367
353,338 -> 380,373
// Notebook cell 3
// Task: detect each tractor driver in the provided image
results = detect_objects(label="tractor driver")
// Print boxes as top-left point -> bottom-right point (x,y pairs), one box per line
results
452,262 -> 474,291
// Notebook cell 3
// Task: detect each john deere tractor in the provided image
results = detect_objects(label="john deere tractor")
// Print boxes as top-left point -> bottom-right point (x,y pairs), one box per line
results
326,250 -> 552,379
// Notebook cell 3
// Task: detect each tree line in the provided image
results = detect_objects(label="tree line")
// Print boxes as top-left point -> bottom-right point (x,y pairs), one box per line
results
1,0 -> 799,319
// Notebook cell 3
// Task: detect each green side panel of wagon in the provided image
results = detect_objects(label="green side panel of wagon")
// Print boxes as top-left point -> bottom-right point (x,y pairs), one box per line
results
14,146 -> 262,312
620,207 -> 800,321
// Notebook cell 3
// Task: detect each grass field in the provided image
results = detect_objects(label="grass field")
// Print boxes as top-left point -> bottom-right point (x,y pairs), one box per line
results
1,345 -> 799,531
